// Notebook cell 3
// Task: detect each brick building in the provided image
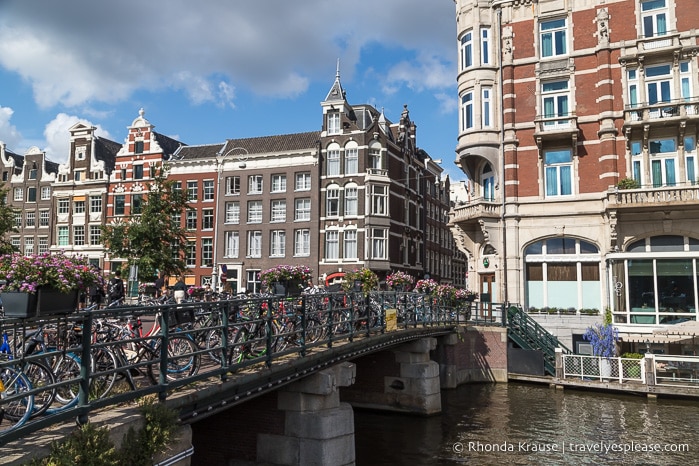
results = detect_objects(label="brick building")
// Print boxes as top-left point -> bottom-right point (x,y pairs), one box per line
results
451,0 -> 699,345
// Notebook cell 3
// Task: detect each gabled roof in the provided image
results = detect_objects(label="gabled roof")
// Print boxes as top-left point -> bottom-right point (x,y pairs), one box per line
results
172,143 -> 226,161
221,131 -> 321,155
153,132 -> 186,159
93,136 -> 122,172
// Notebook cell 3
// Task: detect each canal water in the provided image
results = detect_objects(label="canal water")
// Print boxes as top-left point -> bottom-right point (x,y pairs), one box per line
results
354,382 -> 699,465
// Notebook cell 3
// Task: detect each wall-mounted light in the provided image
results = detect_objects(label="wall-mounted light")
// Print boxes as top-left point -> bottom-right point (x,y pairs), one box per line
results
483,258 -> 490,268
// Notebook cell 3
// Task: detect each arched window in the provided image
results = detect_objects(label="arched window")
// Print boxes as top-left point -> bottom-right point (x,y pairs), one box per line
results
326,143 -> 341,176
525,238 -> 601,312
482,163 -> 495,201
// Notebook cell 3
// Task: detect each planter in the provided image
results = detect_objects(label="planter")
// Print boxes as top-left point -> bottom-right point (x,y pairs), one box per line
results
271,280 -> 304,297
2,288 -> 78,318
600,358 -> 613,379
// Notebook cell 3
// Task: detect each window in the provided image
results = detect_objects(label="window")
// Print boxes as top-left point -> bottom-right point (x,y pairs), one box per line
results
326,187 -> 340,217
247,270 -> 261,294
225,201 -> 240,224
28,168 -> 37,180
74,200 -> 85,214
685,136 -> 696,184
39,210 -> 49,227
542,80 -> 570,128
201,238 -> 213,266
186,209 -> 197,230
186,241 -> 196,267
114,195 -> 125,216
187,181 -> 198,201
131,194 -> 143,215
203,180 -> 215,201
27,187 -> 36,203
90,196 -> 102,213
327,146 -> 341,176
642,0 -> 667,38
540,18 -> 567,58
248,175 -> 263,194
58,226 -> 69,246
74,225 -> 85,246
328,112 -> 340,135
482,87 -> 492,128
344,230 -> 357,259
270,230 -> 286,257
294,229 -> 310,256
370,185 -> 388,215
271,200 -> 286,222
344,185 -> 358,216
74,171 -> 83,182
41,186 -> 51,200
460,31 -> 473,70
345,145 -> 358,175
481,27 -> 490,65
247,200 -> 262,223
14,187 -> 22,201
649,138 -> 677,187
295,198 -> 311,221
90,225 -> 101,245
295,172 -> 311,191
369,145 -> 382,171
135,140 -> 144,154
224,231 -> 239,258
369,228 -> 387,259
325,231 -> 339,260
120,168 -> 126,180
133,165 -> 144,180
271,174 -> 286,193
24,237 -> 34,256
681,61 -> 692,102
646,64 -> 672,105
482,163 -> 495,201
202,208 -> 214,230
38,237 -> 48,254
544,149 -> 573,196
461,92 -> 474,130
226,176 -> 240,195
25,211 -> 35,227
627,69 -> 639,108
247,231 -> 262,258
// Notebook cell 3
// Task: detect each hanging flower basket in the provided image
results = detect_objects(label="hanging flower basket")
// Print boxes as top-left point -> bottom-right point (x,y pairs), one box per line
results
341,268 -> 378,293
386,271 -> 415,291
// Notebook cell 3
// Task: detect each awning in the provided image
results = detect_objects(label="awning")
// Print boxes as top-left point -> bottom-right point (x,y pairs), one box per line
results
621,333 -> 696,344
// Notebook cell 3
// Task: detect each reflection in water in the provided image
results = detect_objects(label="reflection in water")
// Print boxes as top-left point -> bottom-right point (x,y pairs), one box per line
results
354,383 -> 699,465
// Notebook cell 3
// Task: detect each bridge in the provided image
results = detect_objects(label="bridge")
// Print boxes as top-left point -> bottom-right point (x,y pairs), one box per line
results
0,293 -> 510,464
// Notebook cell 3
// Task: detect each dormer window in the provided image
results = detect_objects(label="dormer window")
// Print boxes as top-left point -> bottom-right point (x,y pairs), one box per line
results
328,112 -> 341,135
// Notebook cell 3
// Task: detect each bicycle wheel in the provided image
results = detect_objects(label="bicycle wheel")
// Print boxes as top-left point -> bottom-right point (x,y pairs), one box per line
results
49,353 -> 81,413
90,347 -> 118,400
0,367 -> 34,433
205,326 -> 238,364
23,360 -> 56,418
147,336 -> 200,384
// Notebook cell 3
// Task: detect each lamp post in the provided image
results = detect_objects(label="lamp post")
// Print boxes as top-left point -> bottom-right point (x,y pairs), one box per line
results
212,146 -> 249,292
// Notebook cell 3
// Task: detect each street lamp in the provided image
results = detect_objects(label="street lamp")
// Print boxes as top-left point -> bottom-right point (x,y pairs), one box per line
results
212,146 -> 249,292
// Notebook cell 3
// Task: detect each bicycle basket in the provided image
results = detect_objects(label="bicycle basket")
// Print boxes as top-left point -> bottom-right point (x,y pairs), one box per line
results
172,308 -> 195,325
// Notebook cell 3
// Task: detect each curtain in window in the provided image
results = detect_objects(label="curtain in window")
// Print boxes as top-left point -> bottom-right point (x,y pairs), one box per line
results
687,156 -> 695,184
657,14 -> 666,35
665,159 -> 676,186
633,161 -> 642,184
557,96 -> 568,117
652,160 -> 662,187
682,78 -> 690,101
544,97 -> 554,119
541,33 -> 552,57
545,167 -> 558,196
560,166 -> 572,195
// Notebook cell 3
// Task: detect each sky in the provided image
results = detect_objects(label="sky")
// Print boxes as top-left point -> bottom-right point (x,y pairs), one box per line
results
0,0 -> 464,181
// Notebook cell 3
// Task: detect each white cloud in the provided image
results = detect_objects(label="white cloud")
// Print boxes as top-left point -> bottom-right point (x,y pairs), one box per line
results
43,113 -> 112,164
0,0 -> 455,108
0,106 -> 22,149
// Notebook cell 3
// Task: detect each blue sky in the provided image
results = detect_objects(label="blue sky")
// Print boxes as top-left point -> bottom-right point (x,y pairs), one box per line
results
0,0 -> 463,180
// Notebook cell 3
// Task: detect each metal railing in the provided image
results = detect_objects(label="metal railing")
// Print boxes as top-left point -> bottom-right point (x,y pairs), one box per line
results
561,354 -> 645,383
506,306 -> 571,375
0,291 -> 472,444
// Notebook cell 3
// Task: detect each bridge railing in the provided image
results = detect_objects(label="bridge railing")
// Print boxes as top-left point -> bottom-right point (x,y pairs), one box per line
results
0,291 -> 477,443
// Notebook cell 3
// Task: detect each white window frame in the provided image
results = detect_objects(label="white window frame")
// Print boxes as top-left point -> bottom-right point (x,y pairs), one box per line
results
641,0 -> 667,38
460,30 -> 473,70
295,172 -> 311,191
203,180 -> 215,201
247,200 -> 262,223
482,87 -> 492,128
369,228 -> 387,260
74,225 -> 85,246
343,229 -> 357,260
271,200 -> 286,222
41,186 -> 51,200
226,176 -> 240,195
271,174 -> 287,193
225,201 -> 240,224
248,175 -> 263,194
544,149 -> 574,197
270,230 -> 286,257
542,80 -> 570,129
247,230 -> 262,258
461,92 -> 474,131
344,185 -> 358,216
224,231 -> 239,258
326,187 -> 340,217
540,18 -> 567,58
294,229 -> 310,257
325,230 -> 339,260
370,185 -> 388,216
295,198 -> 311,221
481,27 -> 490,65
328,113 -> 341,135
327,146 -> 341,176
345,145 -> 358,175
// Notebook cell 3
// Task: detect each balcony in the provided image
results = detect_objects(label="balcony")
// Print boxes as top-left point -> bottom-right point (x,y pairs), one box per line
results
449,198 -> 501,225
533,113 -> 579,149
624,98 -> 699,128
607,183 -> 699,211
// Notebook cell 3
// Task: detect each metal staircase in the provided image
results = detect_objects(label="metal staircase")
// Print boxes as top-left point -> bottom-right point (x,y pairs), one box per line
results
506,306 -> 571,375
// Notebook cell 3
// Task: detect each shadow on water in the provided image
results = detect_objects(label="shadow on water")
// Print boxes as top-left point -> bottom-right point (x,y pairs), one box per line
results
354,382 -> 699,465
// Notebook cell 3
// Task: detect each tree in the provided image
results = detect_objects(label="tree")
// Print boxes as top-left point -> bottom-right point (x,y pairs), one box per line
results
0,183 -> 19,255
101,166 -> 189,281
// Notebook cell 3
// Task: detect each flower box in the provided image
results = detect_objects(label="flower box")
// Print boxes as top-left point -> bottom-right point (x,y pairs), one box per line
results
2,288 -> 78,318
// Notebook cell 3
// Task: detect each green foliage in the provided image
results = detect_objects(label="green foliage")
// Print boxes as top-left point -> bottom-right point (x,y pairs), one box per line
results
30,402 -> 179,466
617,178 -> 640,190
603,307 -> 613,325
101,166 -> 189,281
0,183 -> 19,255
621,352 -> 644,359
342,268 -> 379,292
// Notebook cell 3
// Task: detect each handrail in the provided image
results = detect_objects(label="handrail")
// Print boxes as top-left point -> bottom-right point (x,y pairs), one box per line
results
0,291 -> 469,444
506,306 -> 571,375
